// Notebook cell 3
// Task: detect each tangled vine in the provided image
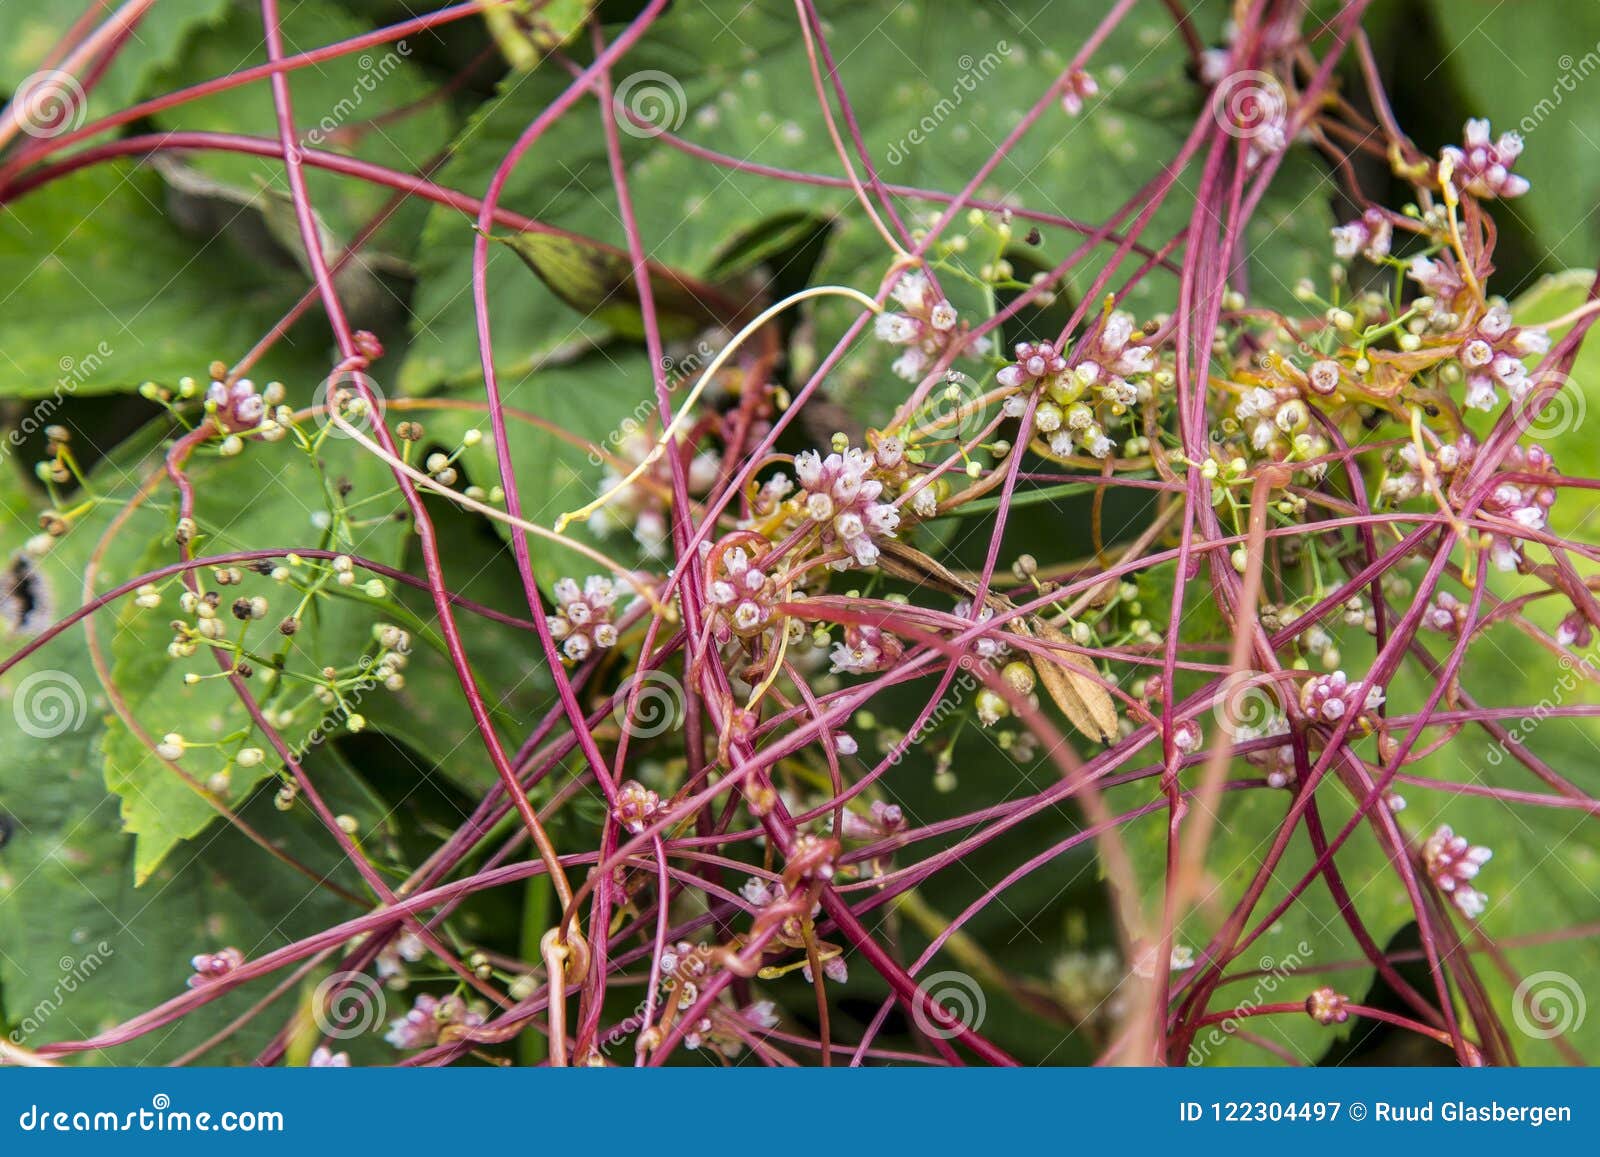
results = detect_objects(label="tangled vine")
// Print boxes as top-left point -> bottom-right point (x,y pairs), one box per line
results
2,0 -> 1598,1068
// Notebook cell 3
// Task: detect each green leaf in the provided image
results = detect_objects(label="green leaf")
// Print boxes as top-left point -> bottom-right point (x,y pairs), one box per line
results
1510,269 -> 1600,529
148,0 -> 454,259
421,348 -> 663,590
1111,637 -> 1600,1065
498,229 -> 734,341
704,211 -> 829,281
0,0 -> 232,121
149,153 -> 398,324
0,439 -> 356,1060
352,492 -> 557,796
0,165 -> 310,398
485,0 -> 598,68
399,0 -> 1329,401
96,434 -> 407,881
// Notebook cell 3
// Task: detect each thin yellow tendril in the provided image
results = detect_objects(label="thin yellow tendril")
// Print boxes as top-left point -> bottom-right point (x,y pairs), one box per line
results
757,940 -> 841,980
1527,296 -> 1600,334
1437,158 -> 1484,305
743,583 -> 795,711
328,410 -> 674,620
1409,404 -> 1467,541
794,0 -> 910,263
553,284 -> 882,533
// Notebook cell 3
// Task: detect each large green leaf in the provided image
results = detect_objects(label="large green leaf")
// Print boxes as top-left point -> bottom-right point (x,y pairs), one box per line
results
147,0 -> 454,259
94,429 -> 408,880
0,164 -> 315,398
0,0 -> 232,122
400,0 -> 1329,398
0,442 -> 359,1061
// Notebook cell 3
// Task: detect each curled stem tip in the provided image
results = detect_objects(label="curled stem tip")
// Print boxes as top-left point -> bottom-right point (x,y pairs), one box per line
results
554,284 -> 882,533
327,409 -> 675,620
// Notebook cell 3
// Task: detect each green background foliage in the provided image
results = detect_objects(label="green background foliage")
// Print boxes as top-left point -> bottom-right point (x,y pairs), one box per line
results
1,0 -> 1598,1065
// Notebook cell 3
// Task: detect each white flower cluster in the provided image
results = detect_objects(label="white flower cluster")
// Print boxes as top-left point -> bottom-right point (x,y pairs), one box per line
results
1456,303 -> 1548,412
1423,824 -> 1492,918
548,576 -> 620,661
707,545 -> 778,639
1440,119 -> 1529,200
998,313 -> 1157,460
794,447 -> 901,569
874,270 -> 963,381
1298,669 -> 1384,724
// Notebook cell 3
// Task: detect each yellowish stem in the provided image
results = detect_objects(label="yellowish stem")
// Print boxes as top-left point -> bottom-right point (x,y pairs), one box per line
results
794,0 -> 910,263
553,284 -> 882,533
328,410 -> 674,620
1409,404 -> 1467,540
541,929 -> 571,1068
1528,296 -> 1600,333
1437,160 -> 1484,305
743,584 -> 795,711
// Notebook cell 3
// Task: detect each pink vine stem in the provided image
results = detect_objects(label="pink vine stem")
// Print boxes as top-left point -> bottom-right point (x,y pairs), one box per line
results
3,0 -> 1596,1070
